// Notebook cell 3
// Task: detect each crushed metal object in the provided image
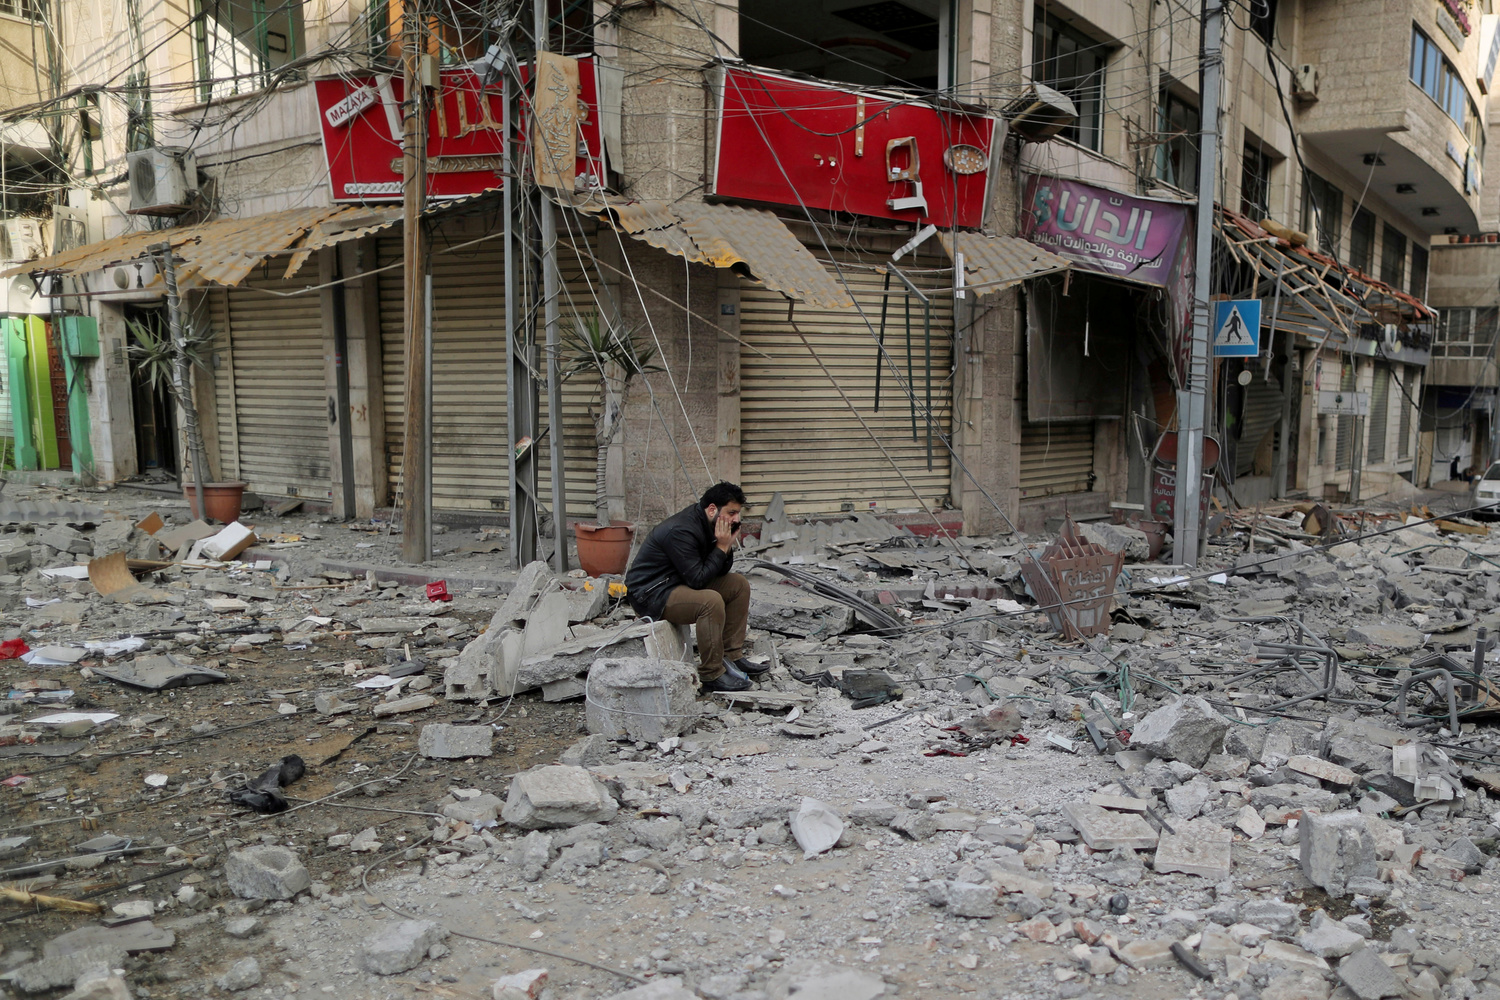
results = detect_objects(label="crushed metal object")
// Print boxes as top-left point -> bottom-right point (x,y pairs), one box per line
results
1019,518 -> 1123,639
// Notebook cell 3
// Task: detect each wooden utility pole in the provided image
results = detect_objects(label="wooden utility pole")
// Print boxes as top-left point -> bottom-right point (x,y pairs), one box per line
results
154,242 -> 207,523
400,0 -> 431,562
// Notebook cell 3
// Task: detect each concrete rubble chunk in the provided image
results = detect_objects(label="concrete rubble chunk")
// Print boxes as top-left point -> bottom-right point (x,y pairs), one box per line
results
1287,754 -> 1357,785
225,845 -> 310,900
360,919 -> 449,975
1261,940 -> 1329,972
372,694 -> 437,717
12,945 -> 127,993
1240,899 -> 1300,933
1344,623 -> 1424,650
1153,818 -> 1231,879
61,968 -> 133,1000
788,798 -> 843,857
496,561 -> 556,624
889,810 -> 936,841
442,793 -> 504,825
1164,777 -> 1214,818
944,881 -> 1001,918
1298,912 -> 1367,959
766,962 -> 887,1000
1300,810 -> 1377,897
1338,947 -> 1407,1000
521,591 -> 572,656
491,968 -> 548,1000
216,957 -> 262,991
1062,801 -> 1158,850
1261,972 -> 1330,1000
1127,695 -> 1229,767
630,817 -> 685,851
559,733 -> 613,766
501,765 -> 618,829
599,978 -> 700,1000
447,626 -> 519,701
585,657 -> 699,743
419,723 -> 494,759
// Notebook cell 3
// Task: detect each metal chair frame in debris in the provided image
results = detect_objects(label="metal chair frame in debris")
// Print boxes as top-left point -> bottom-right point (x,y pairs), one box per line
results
1019,518 -> 1124,640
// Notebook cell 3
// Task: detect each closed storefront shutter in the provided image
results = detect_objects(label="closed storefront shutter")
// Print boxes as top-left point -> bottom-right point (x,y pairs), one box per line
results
1236,375 -> 1283,477
1335,361 -> 1356,471
1367,363 -> 1391,463
737,253 -> 954,517
1020,422 -> 1095,498
377,232 -> 599,516
218,274 -> 330,498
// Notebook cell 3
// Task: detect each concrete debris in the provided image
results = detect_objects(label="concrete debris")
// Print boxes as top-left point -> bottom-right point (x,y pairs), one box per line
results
224,845 -> 310,900
419,722 -> 494,758
1337,947 -> 1407,999
359,919 -> 449,975
585,656 -> 699,743
501,765 -> 619,828
1300,810 -> 1378,896
1127,695 -> 1229,768
215,957 -> 262,991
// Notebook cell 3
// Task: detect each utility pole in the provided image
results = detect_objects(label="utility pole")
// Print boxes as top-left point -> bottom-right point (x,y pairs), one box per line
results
534,0 -> 569,572
503,47 -> 540,567
1174,0 -> 1222,567
400,0 -> 431,563
154,243 -> 207,523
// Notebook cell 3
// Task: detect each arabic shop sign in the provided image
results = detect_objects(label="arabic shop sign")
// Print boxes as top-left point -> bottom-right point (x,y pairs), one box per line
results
1020,174 -> 1192,288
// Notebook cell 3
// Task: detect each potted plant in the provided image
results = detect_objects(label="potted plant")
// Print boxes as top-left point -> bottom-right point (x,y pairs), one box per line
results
561,313 -> 660,576
126,315 -> 245,523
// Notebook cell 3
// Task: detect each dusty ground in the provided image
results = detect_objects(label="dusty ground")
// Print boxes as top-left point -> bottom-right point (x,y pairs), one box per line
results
3,482 -> 1500,1000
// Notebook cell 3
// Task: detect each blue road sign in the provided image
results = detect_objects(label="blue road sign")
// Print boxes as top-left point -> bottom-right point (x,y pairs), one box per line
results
1212,299 -> 1261,357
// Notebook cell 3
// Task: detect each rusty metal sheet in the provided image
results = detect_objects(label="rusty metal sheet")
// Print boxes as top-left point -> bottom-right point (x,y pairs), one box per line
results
608,200 -> 684,234
283,207 -> 404,279
939,230 -> 1070,295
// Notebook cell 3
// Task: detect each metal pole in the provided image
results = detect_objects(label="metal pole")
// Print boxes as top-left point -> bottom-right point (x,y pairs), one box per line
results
155,243 -> 206,523
503,60 -> 535,566
424,269 -> 434,557
1174,0 -> 1222,566
399,0 -> 430,563
535,0 -> 569,572
1350,413 -> 1364,501
331,250 -> 356,520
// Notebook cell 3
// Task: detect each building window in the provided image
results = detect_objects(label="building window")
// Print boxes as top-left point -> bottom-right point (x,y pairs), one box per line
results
1410,25 -> 1482,139
1250,0 -> 1277,44
0,0 -> 44,21
1410,244 -> 1429,299
194,0 -> 305,101
1368,364 -> 1390,463
1300,172 -> 1342,254
1154,88 -> 1199,191
1349,207 -> 1376,273
741,0 -> 947,90
1436,306 -> 1500,358
1032,9 -> 1107,151
1380,224 -> 1406,287
1240,143 -> 1274,219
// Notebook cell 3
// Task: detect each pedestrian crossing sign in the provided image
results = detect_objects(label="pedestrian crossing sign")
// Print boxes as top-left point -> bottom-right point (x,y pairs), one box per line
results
1212,299 -> 1261,357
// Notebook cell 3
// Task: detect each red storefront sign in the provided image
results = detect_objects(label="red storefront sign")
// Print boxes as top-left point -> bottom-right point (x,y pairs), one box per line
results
313,61 -> 604,203
710,66 -> 996,229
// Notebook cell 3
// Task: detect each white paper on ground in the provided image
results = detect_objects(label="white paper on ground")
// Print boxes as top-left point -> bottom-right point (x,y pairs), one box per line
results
21,646 -> 87,666
40,566 -> 91,580
29,711 -> 119,725
84,637 -> 148,657
24,597 -> 60,607
353,675 -> 402,689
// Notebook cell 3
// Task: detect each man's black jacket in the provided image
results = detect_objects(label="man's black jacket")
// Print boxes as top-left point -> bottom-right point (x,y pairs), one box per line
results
625,503 -> 735,620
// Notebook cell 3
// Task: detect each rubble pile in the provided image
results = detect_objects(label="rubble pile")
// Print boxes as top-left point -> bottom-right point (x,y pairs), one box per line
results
7,484 -> 1500,999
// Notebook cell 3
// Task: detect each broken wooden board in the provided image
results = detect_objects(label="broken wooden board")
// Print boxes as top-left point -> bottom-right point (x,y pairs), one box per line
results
1436,519 -> 1489,536
710,690 -> 813,712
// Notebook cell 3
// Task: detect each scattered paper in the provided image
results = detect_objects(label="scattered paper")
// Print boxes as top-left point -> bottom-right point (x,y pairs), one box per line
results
84,637 -> 147,657
21,646 -> 87,666
40,566 -> 91,580
24,598 -> 60,608
29,711 -> 119,726
143,773 -> 169,788
354,675 -> 402,689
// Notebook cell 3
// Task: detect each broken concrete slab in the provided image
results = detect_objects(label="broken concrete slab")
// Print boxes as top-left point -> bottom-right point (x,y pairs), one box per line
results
1153,819 -> 1231,879
418,723 -> 493,759
1337,947 -> 1406,1000
1344,623 -> 1424,650
1063,802 -> 1159,850
501,765 -> 618,829
521,591 -> 572,656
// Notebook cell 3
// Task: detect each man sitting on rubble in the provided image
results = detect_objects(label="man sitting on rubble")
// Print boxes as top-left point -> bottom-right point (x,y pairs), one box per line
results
625,482 -> 766,693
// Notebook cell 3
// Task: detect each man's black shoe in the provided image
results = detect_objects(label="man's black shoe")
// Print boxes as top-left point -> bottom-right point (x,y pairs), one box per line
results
703,670 -> 751,693
727,656 -> 770,677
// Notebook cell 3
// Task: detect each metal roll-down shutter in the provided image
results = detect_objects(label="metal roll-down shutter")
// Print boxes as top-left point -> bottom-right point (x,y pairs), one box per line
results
1019,422 -> 1095,499
223,273 -> 330,498
738,251 -> 954,517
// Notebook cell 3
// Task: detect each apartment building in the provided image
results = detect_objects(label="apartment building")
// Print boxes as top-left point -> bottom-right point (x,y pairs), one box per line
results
0,0 -> 1492,546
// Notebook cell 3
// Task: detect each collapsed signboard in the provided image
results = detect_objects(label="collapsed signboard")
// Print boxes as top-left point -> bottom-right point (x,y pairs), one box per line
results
313,60 -> 605,203
1020,174 -> 1191,288
710,66 -> 996,229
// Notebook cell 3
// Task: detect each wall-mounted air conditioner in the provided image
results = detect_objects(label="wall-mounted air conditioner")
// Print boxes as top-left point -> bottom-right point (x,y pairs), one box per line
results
52,204 -> 89,253
1293,64 -> 1320,102
127,147 -> 198,215
0,217 -> 45,262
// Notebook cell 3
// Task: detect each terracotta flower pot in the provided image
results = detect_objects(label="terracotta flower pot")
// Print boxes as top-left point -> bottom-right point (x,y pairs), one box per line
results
183,482 -> 247,524
573,520 -> 635,577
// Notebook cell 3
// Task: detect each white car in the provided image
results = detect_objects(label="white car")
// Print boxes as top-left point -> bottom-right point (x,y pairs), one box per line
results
1472,462 -> 1500,515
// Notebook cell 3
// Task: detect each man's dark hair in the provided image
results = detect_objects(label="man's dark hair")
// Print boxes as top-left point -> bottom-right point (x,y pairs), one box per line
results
699,481 -> 747,511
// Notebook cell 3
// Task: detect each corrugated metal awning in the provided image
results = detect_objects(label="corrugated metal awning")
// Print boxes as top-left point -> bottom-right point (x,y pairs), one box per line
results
938,230 -> 1070,295
581,196 -> 854,309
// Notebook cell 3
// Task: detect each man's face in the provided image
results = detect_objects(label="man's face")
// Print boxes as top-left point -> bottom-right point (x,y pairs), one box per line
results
705,501 -> 744,526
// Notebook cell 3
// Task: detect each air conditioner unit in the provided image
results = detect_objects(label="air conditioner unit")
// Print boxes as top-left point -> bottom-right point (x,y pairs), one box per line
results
1000,83 -> 1078,142
1293,64 -> 1320,102
127,147 -> 197,216
52,204 -> 89,253
0,217 -> 45,263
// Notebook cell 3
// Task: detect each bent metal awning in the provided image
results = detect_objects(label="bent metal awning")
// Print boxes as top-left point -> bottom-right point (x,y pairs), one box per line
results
938,230 -> 1071,296
577,196 -> 855,309
0,204 -> 405,288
